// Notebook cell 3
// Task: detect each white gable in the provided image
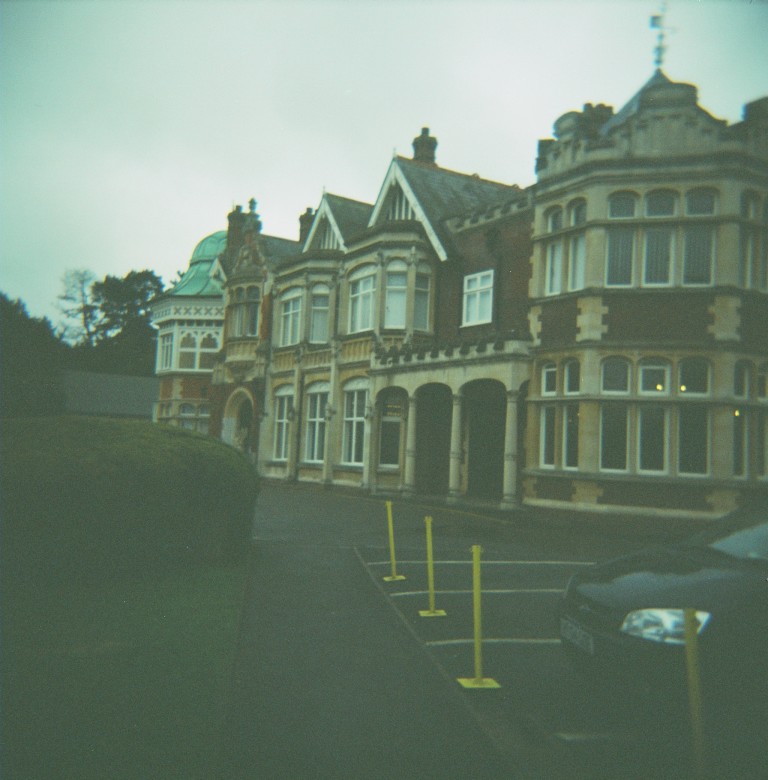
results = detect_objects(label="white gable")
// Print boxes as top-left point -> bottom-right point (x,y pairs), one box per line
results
303,195 -> 347,252
368,160 -> 449,261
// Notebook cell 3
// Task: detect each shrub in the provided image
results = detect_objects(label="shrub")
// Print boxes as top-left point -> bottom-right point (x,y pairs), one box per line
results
1,416 -> 258,582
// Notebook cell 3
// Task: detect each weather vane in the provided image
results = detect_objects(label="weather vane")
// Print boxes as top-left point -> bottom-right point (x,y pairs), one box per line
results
650,1 -> 668,69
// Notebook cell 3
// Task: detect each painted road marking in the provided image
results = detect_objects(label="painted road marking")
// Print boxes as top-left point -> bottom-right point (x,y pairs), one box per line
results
427,638 -> 560,647
369,560 -> 595,567
391,589 -> 563,597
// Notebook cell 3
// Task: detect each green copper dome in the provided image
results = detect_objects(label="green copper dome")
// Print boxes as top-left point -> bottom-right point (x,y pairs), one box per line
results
190,230 -> 227,263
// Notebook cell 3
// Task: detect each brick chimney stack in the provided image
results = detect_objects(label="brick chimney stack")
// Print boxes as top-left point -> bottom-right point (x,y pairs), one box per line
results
299,207 -> 315,244
412,127 -> 437,164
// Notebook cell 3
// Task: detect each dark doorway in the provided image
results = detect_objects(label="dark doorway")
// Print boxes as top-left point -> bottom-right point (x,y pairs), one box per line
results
415,384 -> 452,495
465,380 -> 506,500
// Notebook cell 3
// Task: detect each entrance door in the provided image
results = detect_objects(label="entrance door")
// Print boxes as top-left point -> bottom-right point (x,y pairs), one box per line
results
415,384 -> 451,496
465,380 -> 505,500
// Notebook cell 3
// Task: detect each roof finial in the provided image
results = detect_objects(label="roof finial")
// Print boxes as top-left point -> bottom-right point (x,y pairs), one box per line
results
650,1 -> 668,70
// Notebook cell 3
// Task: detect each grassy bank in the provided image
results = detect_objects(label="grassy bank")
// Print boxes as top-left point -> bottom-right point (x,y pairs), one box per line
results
3,562 -> 247,779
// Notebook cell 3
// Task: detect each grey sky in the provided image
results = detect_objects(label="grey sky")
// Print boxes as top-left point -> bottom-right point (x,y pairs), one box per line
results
1,0 -> 766,325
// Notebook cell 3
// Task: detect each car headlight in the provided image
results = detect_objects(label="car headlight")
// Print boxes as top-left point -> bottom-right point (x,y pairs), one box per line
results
620,609 -> 711,645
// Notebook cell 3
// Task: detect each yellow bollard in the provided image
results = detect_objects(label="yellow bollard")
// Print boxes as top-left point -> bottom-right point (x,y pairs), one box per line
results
458,545 -> 500,689
383,500 -> 405,582
419,516 -> 446,617
684,608 -> 707,778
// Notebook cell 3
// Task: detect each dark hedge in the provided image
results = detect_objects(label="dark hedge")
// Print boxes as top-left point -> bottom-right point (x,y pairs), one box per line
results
1,416 -> 258,582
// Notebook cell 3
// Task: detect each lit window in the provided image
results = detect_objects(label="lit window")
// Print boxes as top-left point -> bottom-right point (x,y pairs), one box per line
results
462,270 -> 494,326
639,362 -> 669,395
349,267 -> 376,333
384,261 -> 407,329
679,359 -> 709,395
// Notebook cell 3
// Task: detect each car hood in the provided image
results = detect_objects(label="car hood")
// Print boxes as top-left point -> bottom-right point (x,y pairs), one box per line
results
572,546 -> 764,614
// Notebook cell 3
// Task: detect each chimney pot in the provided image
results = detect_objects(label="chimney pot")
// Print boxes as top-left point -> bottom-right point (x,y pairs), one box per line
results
412,127 -> 437,164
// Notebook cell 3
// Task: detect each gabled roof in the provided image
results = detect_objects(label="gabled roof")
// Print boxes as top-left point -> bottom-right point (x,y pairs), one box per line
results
303,193 -> 373,252
369,157 -> 519,260
261,234 -> 301,267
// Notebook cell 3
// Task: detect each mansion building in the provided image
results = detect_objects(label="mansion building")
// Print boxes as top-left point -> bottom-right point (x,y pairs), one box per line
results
151,70 -> 768,517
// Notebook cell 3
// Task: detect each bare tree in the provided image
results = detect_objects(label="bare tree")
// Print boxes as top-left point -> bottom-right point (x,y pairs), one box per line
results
58,269 -> 98,346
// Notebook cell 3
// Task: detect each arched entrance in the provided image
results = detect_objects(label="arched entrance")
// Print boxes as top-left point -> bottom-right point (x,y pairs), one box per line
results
222,390 -> 255,453
464,380 -> 506,500
415,383 -> 452,495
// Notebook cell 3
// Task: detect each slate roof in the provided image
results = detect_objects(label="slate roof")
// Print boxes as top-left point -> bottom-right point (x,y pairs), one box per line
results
394,156 -> 520,255
261,234 -> 302,267
324,194 -> 374,244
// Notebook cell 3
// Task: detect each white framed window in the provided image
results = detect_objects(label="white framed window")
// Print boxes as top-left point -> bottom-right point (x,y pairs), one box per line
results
545,241 -> 563,295
563,404 -> 579,469
229,288 -> 245,337
179,334 -> 197,369
683,226 -> 713,285
273,386 -> 293,462
547,207 -> 563,232
414,265 -> 430,331
280,290 -> 302,346
349,266 -> 376,333
564,360 -> 580,394
199,334 -> 219,370
601,358 -> 630,394
309,285 -> 330,343
245,286 -> 260,336
542,363 -> 557,395
342,380 -> 368,465
678,406 -> 709,475
638,405 -> 667,473
384,261 -> 407,329
734,408 -> 748,477
569,234 -> 586,291
305,384 -> 329,463
645,190 -> 676,217
679,359 -> 709,396
734,361 -> 751,399
643,228 -> 673,286
462,270 -> 494,326
159,333 -> 174,370
600,403 -> 629,471
540,405 -> 556,468
639,361 -> 670,395
606,229 -> 634,286
608,192 -> 637,219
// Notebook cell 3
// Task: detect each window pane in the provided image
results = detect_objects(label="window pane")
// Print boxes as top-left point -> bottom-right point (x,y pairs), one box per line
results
679,360 -> 708,394
646,191 -> 675,216
601,404 -> 628,470
644,228 -> 672,284
541,406 -> 556,466
734,411 -> 747,476
546,242 -> 563,295
678,406 -> 708,474
565,361 -> 580,393
564,404 -> 579,468
607,229 -> 634,285
414,275 -> 430,330
569,235 -> 585,291
385,272 -> 407,328
543,364 -> 557,394
602,359 -> 629,392
639,406 -> 666,471
687,190 -> 715,215
640,364 -> 668,394
609,193 -> 636,218
684,227 -> 713,284
379,420 -> 401,466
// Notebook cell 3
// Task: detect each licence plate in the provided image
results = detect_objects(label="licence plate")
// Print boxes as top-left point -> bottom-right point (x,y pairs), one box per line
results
560,616 -> 594,655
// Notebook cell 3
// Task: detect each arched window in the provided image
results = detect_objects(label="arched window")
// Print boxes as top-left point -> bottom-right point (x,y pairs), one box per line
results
608,192 -> 637,219
569,199 -> 587,226
342,378 -> 368,465
734,361 -> 752,399
601,358 -> 630,394
568,200 -> 586,291
639,360 -> 670,395
199,334 -> 219,369
305,381 -> 330,463
179,333 -> 197,369
679,358 -> 710,395
645,189 -> 677,217
546,207 -> 563,232
564,360 -> 580,394
541,362 -> 557,395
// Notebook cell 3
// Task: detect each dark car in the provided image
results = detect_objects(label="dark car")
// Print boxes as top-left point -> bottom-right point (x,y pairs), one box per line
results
559,497 -> 768,720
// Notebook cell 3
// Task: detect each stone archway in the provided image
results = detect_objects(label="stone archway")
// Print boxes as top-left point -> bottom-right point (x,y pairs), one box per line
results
222,390 -> 255,453
415,383 -> 452,496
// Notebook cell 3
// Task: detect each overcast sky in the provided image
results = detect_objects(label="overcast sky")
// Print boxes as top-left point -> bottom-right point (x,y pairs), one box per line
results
1,0 -> 766,325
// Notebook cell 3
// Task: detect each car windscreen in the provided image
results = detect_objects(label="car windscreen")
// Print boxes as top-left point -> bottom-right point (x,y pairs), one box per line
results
690,503 -> 768,561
